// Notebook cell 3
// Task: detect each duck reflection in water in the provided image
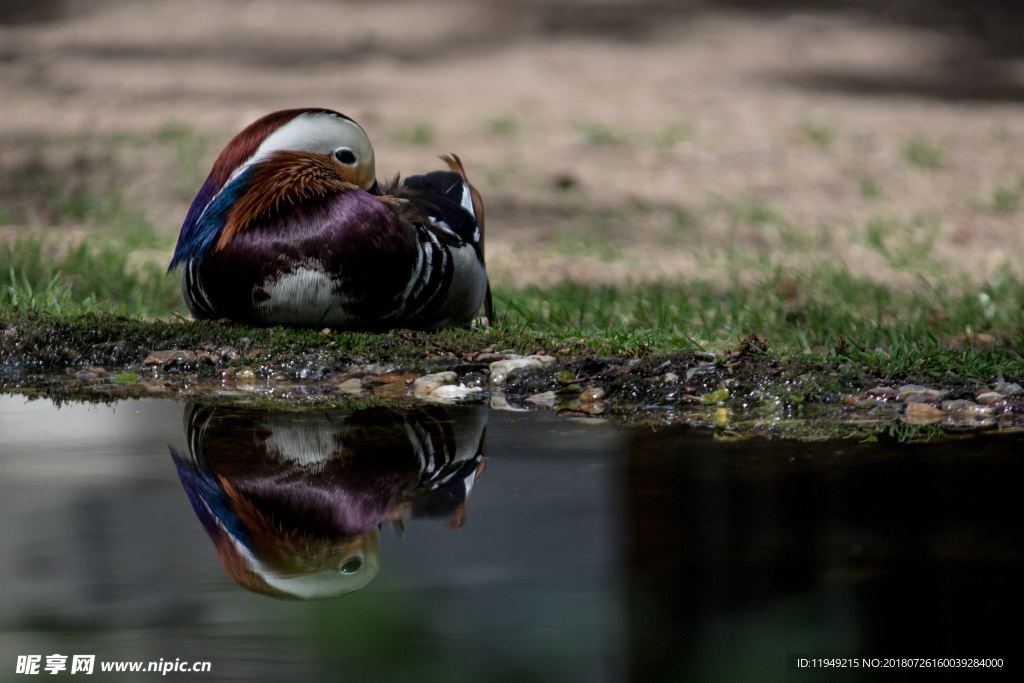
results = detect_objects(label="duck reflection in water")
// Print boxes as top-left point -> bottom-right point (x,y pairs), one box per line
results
170,402 -> 488,599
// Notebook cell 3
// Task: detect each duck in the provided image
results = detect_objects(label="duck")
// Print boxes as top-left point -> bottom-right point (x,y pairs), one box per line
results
168,107 -> 493,330
170,402 -> 488,598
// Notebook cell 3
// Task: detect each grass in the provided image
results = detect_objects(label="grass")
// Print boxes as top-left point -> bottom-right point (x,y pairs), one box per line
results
2,128 -> 1022,397
859,177 -> 884,201
798,119 -> 839,150
0,225 -> 180,317
903,135 -> 947,170
393,122 -> 437,147
863,214 -> 941,270
482,115 -> 521,138
2,231 -> 1022,382
156,122 -> 210,199
570,121 -> 625,147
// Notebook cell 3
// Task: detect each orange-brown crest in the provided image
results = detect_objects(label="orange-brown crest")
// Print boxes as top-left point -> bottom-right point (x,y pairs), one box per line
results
213,151 -> 357,251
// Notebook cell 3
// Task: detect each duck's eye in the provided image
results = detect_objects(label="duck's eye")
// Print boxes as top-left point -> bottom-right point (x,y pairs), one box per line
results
334,148 -> 358,165
339,557 -> 363,574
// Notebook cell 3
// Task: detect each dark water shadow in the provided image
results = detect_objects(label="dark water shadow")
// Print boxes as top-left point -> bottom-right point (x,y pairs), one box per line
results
625,428 -> 1024,679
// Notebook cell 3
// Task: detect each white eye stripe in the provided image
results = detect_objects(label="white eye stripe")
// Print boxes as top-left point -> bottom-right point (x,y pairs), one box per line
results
200,112 -> 376,224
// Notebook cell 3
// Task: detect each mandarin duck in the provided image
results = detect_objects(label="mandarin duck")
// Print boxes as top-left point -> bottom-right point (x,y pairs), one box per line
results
171,402 -> 487,598
169,108 -> 493,329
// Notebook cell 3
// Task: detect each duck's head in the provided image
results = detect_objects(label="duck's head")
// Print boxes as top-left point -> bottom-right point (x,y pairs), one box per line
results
213,108 -> 376,191
170,108 -> 376,270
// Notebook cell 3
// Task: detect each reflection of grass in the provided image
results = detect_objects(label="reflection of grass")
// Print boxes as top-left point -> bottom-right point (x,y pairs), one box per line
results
903,135 -> 946,170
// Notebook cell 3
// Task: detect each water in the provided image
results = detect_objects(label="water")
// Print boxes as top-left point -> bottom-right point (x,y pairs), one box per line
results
0,395 -> 1021,681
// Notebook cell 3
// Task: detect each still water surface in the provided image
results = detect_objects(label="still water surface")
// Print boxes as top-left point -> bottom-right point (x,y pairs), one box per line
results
0,396 -> 1020,681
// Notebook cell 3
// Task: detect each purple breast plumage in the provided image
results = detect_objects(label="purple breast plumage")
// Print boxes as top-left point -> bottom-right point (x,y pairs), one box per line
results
169,108 -> 493,330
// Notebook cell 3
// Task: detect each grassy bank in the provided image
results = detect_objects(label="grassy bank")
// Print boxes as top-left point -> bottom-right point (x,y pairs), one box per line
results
1,228 -> 1023,382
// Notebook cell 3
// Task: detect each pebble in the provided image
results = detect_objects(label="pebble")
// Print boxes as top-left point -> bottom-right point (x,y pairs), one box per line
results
74,366 -> 108,380
428,384 -> 483,403
195,351 -> 219,365
940,400 -> 994,418
993,379 -> 1023,396
903,402 -> 945,424
685,363 -> 717,382
580,386 -> 606,402
867,386 -> 898,400
143,349 -> 197,368
413,371 -> 458,398
373,380 -> 411,399
663,372 -> 679,383
490,357 -> 542,384
336,378 -> 364,394
526,391 -> 557,407
489,392 -> 529,412
975,391 -> 1006,406
896,384 -> 947,402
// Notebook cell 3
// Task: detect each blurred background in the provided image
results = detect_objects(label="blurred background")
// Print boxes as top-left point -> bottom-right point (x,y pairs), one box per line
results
1,0 -> 1023,314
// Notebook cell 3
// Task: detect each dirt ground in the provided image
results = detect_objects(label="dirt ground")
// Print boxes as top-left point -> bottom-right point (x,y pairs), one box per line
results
2,0 -> 1023,288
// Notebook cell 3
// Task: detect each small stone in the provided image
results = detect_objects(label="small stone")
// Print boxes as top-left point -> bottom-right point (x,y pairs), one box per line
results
428,384 -> 483,403
218,346 -> 240,363
469,352 -> 507,363
337,378 -> 364,394
413,371 -> 458,398
897,384 -> 947,402
143,349 -> 197,368
195,350 -> 218,365
942,415 -> 996,431
580,385 -> 606,402
940,400 -> 994,418
489,357 -> 543,384
975,391 -> 1006,406
525,391 -> 556,407
236,367 -> 256,380
374,379 -> 411,398
904,402 -> 945,424
490,392 -> 529,412
993,379 -> 1023,396
141,380 -> 170,395
320,327 -> 331,336
685,363 -> 717,382
866,386 -> 898,400
74,366 -> 108,379
663,372 -> 679,383
364,373 -> 418,386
